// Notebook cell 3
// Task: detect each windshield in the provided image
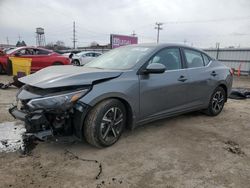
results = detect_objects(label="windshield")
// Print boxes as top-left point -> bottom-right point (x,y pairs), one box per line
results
6,48 -> 19,54
84,46 -> 152,70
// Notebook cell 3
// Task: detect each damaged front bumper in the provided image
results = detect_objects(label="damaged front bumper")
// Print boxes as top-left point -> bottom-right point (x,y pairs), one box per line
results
9,85 -> 91,140
9,105 -> 54,140
9,106 -> 26,121
9,101 -> 90,140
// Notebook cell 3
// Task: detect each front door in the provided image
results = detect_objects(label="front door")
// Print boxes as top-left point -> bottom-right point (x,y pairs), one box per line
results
139,47 -> 190,120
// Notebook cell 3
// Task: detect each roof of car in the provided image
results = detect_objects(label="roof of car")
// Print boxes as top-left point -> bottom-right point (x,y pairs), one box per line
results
77,51 -> 102,54
126,43 -> 208,54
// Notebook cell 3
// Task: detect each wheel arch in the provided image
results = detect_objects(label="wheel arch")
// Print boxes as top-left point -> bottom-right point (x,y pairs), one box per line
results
112,97 -> 134,130
74,96 -> 135,140
89,96 -> 134,130
217,83 -> 228,102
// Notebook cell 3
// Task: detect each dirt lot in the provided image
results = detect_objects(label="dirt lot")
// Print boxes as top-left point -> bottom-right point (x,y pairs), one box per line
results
0,75 -> 250,188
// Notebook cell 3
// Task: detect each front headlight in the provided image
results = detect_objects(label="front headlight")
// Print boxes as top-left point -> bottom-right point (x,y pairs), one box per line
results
27,89 -> 89,109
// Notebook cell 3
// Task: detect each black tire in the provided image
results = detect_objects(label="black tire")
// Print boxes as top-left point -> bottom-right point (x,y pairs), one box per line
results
53,62 -> 63,66
0,64 -> 4,74
205,86 -> 226,116
84,99 -> 126,148
72,60 -> 80,66
6,59 -> 12,75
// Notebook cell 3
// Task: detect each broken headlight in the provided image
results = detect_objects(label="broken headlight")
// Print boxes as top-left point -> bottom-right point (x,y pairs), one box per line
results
27,89 -> 89,109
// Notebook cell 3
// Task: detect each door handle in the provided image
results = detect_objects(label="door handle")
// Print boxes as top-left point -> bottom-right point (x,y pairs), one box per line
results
178,75 -> 187,82
211,71 -> 217,77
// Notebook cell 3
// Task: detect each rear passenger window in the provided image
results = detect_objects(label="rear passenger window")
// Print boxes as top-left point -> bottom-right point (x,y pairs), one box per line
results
37,49 -> 50,55
85,53 -> 93,57
94,53 -> 101,57
202,54 -> 211,66
184,49 -> 204,68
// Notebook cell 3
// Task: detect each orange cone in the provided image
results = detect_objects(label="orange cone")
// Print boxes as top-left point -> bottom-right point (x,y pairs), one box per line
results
238,63 -> 242,77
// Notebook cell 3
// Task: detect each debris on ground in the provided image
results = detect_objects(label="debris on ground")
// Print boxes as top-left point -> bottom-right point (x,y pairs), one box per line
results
224,140 -> 245,156
0,82 -> 13,89
96,177 -> 124,188
0,76 -> 24,89
229,88 -> 250,99
64,150 -> 103,179
20,135 -> 38,155
0,121 -> 26,152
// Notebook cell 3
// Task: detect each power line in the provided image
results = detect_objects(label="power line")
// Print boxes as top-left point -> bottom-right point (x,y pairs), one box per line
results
155,22 -> 163,43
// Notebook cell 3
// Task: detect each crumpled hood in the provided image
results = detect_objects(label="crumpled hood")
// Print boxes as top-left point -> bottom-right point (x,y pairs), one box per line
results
19,65 -> 122,89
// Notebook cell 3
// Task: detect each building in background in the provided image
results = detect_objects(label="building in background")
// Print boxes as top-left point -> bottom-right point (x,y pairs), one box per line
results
204,48 -> 250,75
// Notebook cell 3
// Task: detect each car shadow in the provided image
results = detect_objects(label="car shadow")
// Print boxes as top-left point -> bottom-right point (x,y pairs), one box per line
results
28,110 -> 207,153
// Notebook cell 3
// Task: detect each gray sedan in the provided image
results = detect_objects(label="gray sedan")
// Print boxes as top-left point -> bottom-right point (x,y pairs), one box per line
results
9,44 -> 233,148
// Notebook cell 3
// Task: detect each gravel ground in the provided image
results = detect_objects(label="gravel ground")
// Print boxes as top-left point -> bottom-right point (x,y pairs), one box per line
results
0,75 -> 250,188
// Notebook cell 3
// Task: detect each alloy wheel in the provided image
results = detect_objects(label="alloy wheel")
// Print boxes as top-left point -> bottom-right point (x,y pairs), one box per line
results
212,91 -> 224,113
100,107 -> 124,143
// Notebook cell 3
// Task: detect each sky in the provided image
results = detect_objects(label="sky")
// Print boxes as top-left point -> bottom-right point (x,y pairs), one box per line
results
0,0 -> 250,48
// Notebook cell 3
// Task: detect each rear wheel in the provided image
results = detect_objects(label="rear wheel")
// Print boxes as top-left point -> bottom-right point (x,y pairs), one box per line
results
84,99 -> 126,148
72,60 -> 80,66
205,86 -> 226,116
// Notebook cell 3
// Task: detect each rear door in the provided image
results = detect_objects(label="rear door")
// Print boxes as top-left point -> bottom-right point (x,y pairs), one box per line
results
82,53 -> 95,64
139,47 -> 190,120
182,48 -> 217,107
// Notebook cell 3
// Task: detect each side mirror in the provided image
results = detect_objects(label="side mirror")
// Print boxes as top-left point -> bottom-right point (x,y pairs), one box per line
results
144,63 -> 166,74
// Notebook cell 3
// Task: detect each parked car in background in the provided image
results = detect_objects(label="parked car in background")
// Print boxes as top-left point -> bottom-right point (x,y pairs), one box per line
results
71,51 -> 102,66
0,46 -> 71,74
10,44 -> 233,148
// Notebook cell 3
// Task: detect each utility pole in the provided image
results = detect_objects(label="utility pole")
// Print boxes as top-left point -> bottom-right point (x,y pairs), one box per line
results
6,37 -> 9,45
131,30 -> 136,37
155,22 -> 163,43
216,42 -> 220,60
18,34 -> 21,41
73,21 -> 77,49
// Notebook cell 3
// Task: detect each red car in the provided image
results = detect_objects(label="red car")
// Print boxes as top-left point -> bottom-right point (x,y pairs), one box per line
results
0,47 -> 71,74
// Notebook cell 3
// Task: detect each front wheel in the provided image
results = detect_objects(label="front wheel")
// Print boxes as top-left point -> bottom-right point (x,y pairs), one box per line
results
0,64 -> 4,74
205,86 -> 226,116
84,99 -> 126,148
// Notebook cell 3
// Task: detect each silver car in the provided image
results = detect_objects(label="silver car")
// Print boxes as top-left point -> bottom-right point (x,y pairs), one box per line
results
9,44 -> 233,148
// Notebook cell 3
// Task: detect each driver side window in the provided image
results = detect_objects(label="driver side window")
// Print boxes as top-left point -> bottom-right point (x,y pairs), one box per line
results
15,49 -> 26,56
16,48 -> 34,56
149,48 -> 182,71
